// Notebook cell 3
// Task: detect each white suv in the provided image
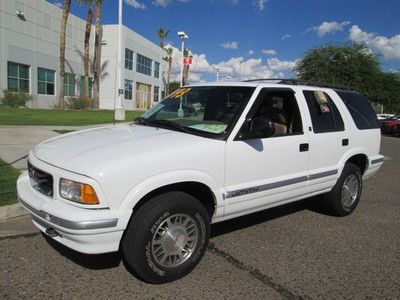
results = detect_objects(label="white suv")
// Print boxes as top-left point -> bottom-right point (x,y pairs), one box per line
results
17,80 -> 384,283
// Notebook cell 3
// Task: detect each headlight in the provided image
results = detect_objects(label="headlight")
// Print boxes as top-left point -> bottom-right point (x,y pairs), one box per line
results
59,178 -> 99,205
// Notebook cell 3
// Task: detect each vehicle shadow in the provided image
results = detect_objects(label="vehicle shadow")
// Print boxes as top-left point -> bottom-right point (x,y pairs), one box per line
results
43,233 -> 122,270
210,195 -> 329,238
43,195 -> 330,271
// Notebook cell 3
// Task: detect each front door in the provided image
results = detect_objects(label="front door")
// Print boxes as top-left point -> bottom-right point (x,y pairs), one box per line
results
223,88 -> 310,218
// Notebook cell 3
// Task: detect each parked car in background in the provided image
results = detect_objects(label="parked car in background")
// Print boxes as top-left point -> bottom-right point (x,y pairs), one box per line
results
380,115 -> 400,134
377,114 -> 395,120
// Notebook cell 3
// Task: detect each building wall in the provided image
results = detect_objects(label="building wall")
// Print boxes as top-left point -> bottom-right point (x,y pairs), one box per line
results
0,0 -> 94,108
99,25 -> 166,110
0,0 -> 165,110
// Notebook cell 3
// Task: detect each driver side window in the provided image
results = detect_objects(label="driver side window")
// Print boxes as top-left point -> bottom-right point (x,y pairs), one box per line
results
246,89 -> 303,138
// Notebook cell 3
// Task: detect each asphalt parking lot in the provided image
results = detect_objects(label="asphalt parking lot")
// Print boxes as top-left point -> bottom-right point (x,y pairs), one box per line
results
1,135 -> 399,299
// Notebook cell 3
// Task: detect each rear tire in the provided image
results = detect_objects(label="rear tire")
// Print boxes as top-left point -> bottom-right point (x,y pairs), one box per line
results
323,163 -> 362,217
122,191 -> 210,283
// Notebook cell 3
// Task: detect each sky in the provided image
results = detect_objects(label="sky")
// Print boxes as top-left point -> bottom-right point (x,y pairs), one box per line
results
51,0 -> 400,83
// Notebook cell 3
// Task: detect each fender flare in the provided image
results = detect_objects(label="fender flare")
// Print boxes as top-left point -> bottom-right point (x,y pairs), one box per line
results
338,147 -> 369,176
119,170 -> 223,212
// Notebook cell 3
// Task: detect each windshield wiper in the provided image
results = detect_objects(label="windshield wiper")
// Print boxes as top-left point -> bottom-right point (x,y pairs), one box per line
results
135,117 -> 152,126
151,119 -> 192,134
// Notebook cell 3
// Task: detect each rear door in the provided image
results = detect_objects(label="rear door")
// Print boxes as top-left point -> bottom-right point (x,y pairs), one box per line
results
300,89 -> 348,194
223,88 -> 310,218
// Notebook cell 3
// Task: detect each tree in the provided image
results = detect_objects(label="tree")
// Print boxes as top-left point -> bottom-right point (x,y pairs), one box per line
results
58,0 -> 72,109
157,28 -> 169,49
163,47 -> 173,94
295,44 -> 382,99
74,48 -> 109,92
92,0 -> 103,109
77,0 -> 95,99
182,48 -> 192,86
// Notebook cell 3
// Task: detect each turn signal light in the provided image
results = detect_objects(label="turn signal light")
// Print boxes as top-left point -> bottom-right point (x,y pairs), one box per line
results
81,184 -> 99,204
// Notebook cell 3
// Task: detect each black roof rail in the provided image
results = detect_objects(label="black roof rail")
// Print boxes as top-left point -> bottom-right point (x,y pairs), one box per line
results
242,78 -> 353,91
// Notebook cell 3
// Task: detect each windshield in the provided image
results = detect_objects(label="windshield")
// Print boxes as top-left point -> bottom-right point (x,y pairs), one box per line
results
137,86 -> 255,138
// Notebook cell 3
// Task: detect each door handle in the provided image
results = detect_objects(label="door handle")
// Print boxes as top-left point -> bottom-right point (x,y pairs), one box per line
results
299,143 -> 309,152
342,139 -> 349,146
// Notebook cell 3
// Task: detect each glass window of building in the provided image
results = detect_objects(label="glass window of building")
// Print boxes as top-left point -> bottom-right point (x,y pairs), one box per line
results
7,62 -> 30,92
136,54 -> 152,76
125,48 -> 134,70
64,73 -> 76,96
154,62 -> 160,78
125,80 -> 133,100
153,86 -> 160,103
38,68 -> 55,95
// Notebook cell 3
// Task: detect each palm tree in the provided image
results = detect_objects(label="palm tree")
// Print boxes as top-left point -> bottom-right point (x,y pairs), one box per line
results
58,0 -> 72,109
157,28 -> 169,49
77,0 -> 95,98
74,48 -> 109,93
163,47 -> 173,94
183,48 -> 193,86
92,0 -> 103,109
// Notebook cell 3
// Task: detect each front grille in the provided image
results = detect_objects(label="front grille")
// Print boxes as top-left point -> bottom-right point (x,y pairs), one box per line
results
28,162 -> 54,197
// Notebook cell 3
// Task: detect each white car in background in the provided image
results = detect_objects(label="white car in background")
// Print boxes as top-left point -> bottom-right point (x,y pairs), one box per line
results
18,79 -> 383,283
377,113 -> 394,120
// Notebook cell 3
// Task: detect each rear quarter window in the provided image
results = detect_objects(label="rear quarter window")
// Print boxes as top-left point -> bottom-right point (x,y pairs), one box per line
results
335,90 -> 380,130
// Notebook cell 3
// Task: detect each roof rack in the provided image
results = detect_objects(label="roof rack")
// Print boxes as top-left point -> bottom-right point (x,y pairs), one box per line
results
242,78 -> 353,91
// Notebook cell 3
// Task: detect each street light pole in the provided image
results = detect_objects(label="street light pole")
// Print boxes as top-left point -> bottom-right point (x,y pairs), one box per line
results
115,0 -> 125,121
178,31 -> 189,87
214,66 -> 219,82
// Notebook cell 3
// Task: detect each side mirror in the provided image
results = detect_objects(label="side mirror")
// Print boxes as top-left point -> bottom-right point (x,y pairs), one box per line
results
238,117 -> 275,140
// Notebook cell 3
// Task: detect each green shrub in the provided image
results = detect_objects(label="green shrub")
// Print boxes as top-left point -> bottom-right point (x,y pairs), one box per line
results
66,96 -> 91,110
0,90 -> 32,107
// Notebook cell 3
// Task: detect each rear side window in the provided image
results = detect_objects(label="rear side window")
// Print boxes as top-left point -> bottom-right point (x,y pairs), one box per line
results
303,90 -> 344,133
335,91 -> 380,130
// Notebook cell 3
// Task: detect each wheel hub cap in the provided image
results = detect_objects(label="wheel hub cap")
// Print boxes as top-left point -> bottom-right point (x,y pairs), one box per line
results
341,174 -> 359,208
151,214 -> 199,268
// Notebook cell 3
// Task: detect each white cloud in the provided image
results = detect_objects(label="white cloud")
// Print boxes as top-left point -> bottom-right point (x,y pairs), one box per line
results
349,25 -> 400,59
164,44 -> 297,83
266,57 -> 298,71
52,0 -> 63,8
165,44 -> 214,82
231,0 -> 240,5
221,41 -> 239,49
253,0 -> 268,11
124,0 -> 146,9
153,0 -> 190,7
153,0 -> 172,7
248,50 -> 255,55
308,21 -> 350,37
213,57 -> 275,80
282,34 -> 291,40
262,49 -> 277,55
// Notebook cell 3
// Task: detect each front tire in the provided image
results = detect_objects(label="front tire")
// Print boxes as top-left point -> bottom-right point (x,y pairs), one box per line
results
323,163 -> 363,216
122,191 -> 210,283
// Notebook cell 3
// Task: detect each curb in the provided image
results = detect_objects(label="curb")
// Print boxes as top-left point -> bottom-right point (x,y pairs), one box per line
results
0,203 -> 28,221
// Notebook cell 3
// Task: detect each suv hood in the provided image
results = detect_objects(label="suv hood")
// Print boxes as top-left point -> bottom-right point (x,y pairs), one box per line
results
33,124 -> 214,175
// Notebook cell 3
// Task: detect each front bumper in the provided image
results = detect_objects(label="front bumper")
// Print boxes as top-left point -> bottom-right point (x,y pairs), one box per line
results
17,171 -> 131,254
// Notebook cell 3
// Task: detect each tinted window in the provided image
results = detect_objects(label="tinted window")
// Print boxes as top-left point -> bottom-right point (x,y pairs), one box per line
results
303,91 -> 344,133
335,90 -> 379,129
